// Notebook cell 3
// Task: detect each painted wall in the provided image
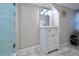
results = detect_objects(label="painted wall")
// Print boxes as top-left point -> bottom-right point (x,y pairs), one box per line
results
53,4 -> 75,45
18,4 -> 40,50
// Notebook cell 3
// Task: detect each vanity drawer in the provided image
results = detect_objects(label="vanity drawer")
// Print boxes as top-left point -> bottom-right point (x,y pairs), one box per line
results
47,29 -> 58,34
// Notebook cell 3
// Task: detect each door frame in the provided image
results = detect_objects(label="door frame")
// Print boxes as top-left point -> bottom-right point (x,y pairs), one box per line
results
16,3 -> 19,52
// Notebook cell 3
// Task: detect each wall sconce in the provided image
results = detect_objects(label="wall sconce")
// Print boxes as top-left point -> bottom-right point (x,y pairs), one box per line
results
62,10 -> 67,17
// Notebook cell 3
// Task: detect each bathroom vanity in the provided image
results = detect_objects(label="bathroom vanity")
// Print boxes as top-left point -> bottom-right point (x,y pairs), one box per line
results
39,5 -> 60,55
40,26 -> 59,54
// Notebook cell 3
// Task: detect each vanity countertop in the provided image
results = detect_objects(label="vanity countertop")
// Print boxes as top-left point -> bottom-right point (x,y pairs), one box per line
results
40,26 -> 59,29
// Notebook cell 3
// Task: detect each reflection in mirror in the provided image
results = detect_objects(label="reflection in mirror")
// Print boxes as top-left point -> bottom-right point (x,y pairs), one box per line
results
40,8 -> 51,26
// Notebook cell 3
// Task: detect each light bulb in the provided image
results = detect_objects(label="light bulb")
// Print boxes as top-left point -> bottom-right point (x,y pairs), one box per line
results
40,11 -> 44,15
43,9 -> 47,12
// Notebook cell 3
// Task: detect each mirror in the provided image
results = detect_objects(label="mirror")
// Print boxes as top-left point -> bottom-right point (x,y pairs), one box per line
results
40,8 -> 51,26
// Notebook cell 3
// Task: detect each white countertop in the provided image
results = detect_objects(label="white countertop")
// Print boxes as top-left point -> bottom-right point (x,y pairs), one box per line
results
40,26 -> 59,29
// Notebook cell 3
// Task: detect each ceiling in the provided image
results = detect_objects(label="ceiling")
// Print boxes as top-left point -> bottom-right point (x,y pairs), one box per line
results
57,3 -> 79,10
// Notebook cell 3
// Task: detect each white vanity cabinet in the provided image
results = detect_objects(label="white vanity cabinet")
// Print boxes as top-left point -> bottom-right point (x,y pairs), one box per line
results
40,26 -> 59,54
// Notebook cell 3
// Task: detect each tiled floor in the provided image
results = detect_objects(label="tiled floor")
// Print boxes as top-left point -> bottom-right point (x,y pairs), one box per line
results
16,44 -> 79,56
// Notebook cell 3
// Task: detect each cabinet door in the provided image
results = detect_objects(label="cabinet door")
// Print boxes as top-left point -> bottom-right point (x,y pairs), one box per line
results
47,31 -> 59,52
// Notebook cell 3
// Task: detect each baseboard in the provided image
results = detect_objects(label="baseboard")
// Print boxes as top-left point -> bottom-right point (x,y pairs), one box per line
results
60,42 -> 70,47
31,42 -> 69,49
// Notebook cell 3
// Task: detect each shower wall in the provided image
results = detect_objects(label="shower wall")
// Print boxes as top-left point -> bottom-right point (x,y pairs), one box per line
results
0,3 -> 16,56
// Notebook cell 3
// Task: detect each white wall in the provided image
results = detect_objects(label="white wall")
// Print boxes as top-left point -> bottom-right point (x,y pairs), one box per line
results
18,4 -> 40,50
53,4 -> 75,45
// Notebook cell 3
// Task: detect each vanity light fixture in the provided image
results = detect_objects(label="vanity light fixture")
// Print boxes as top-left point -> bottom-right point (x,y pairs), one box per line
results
40,9 -> 51,16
